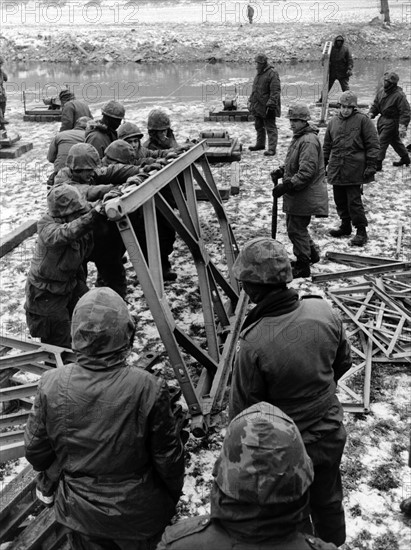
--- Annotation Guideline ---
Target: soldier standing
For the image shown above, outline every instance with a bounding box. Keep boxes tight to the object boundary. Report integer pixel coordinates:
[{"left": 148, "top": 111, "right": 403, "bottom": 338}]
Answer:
[
  {"left": 247, "top": 4, "right": 255, "bottom": 24},
  {"left": 248, "top": 53, "right": 281, "bottom": 156},
  {"left": 0, "top": 55, "right": 8, "bottom": 129},
  {"left": 325, "top": 91, "right": 380, "bottom": 247},
  {"left": 158, "top": 402, "right": 338, "bottom": 550},
  {"left": 368, "top": 71, "right": 410, "bottom": 169},
  {"left": 229, "top": 238, "right": 352, "bottom": 547},
  {"left": 25, "top": 287, "right": 184, "bottom": 550},
  {"left": 271, "top": 103, "right": 327, "bottom": 279},
  {"left": 324, "top": 35, "right": 353, "bottom": 96}
]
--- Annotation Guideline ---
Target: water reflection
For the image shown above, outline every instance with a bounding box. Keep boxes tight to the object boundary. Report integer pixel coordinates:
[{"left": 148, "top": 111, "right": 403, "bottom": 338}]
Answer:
[{"left": 6, "top": 59, "right": 411, "bottom": 110}]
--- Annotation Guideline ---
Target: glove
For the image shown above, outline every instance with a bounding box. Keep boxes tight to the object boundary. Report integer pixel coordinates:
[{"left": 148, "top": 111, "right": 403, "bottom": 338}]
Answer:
[
  {"left": 124, "top": 175, "right": 144, "bottom": 187},
  {"left": 270, "top": 167, "right": 284, "bottom": 184},
  {"left": 93, "top": 200, "right": 106, "bottom": 217},
  {"left": 103, "top": 188, "right": 123, "bottom": 203},
  {"left": 399, "top": 124, "right": 407, "bottom": 139},
  {"left": 346, "top": 69, "right": 353, "bottom": 77},
  {"left": 266, "top": 106, "right": 276, "bottom": 117},
  {"left": 166, "top": 151, "right": 178, "bottom": 159},
  {"left": 272, "top": 183, "right": 285, "bottom": 198},
  {"left": 363, "top": 166, "right": 376, "bottom": 182}
]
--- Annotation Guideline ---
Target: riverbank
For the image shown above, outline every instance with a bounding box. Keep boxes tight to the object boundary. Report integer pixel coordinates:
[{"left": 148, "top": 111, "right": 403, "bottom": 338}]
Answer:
[{"left": 2, "top": 20, "right": 410, "bottom": 65}]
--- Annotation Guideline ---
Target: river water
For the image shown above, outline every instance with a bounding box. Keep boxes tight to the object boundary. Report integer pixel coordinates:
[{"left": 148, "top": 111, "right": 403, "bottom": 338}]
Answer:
[{"left": 5, "top": 59, "right": 411, "bottom": 116}]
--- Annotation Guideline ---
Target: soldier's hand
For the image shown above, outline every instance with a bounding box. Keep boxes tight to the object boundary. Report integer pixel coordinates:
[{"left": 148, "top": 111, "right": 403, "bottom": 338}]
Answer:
[
  {"left": 124, "top": 175, "right": 144, "bottom": 187},
  {"left": 272, "top": 183, "right": 285, "bottom": 198},
  {"left": 266, "top": 106, "right": 276, "bottom": 117},
  {"left": 103, "top": 188, "right": 123, "bottom": 203},
  {"left": 166, "top": 152, "right": 178, "bottom": 159},
  {"left": 93, "top": 200, "right": 106, "bottom": 217},
  {"left": 399, "top": 124, "right": 407, "bottom": 139},
  {"left": 270, "top": 167, "right": 284, "bottom": 183},
  {"left": 363, "top": 166, "right": 376, "bottom": 182}
]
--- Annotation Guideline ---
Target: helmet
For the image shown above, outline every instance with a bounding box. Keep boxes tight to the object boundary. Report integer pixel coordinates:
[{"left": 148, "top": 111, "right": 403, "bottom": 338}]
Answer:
[
  {"left": 74, "top": 116, "right": 92, "bottom": 130},
  {"left": 47, "top": 183, "right": 88, "bottom": 217},
  {"left": 339, "top": 91, "right": 358, "bottom": 107},
  {"left": 232, "top": 237, "right": 292, "bottom": 285},
  {"left": 71, "top": 287, "right": 135, "bottom": 356},
  {"left": 383, "top": 71, "right": 399, "bottom": 84},
  {"left": 117, "top": 122, "right": 144, "bottom": 141},
  {"left": 211, "top": 402, "right": 314, "bottom": 505},
  {"left": 102, "top": 100, "right": 125, "bottom": 120},
  {"left": 147, "top": 109, "right": 171, "bottom": 131},
  {"left": 255, "top": 53, "right": 268, "bottom": 64},
  {"left": 286, "top": 103, "right": 311, "bottom": 121},
  {"left": 66, "top": 143, "right": 101, "bottom": 170},
  {"left": 104, "top": 140, "right": 135, "bottom": 164},
  {"left": 59, "top": 89, "right": 75, "bottom": 102}
]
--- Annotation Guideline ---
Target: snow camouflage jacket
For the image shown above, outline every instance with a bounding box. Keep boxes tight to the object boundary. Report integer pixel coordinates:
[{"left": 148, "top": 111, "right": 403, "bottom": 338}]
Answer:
[
  {"left": 248, "top": 64, "right": 281, "bottom": 118},
  {"left": 25, "top": 288, "right": 185, "bottom": 541},
  {"left": 329, "top": 36, "right": 353, "bottom": 79},
  {"left": 369, "top": 85, "right": 411, "bottom": 128},
  {"left": 323, "top": 109, "right": 380, "bottom": 186},
  {"left": 229, "top": 296, "right": 352, "bottom": 444},
  {"left": 59, "top": 99, "right": 92, "bottom": 132},
  {"left": 158, "top": 403, "right": 337, "bottom": 550},
  {"left": 85, "top": 119, "right": 117, "bottom": 158},
  {"left": 26, "top": 208, "right": 96, "bottom": 296},
  {"left": 282, "top": 124, "right": 328, "bottom": 217}
]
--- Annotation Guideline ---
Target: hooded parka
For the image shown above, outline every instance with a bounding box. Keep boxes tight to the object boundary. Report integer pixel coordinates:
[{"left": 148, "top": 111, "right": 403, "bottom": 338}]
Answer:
[
  {"left": 282, "top": 124, "right": 328, "bottom": 216},
  {"left": 329, "top": 36, "right": 353, "bottom": 80},
  {"left": 323, "top": 109, "right": 380, "bottom": 185},
  {"left": 248, "top": 64, "right": 281, "bottom": 118},
  {"left": 158, "top": 403, "right": 337, "bottom": 550},
  {"left": 85, "top": 119, "right": 118, "bottom": 158},
  {"left": 60, "top": 99, "right": 92, "bottom": 132},
  {"left": 25, "top": 288, "right": 184, "bottom": 543}
]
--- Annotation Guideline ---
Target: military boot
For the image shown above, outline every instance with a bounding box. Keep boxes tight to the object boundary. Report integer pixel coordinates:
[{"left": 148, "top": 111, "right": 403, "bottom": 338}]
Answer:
[
  {"left": 350, "top": 227, "right": 368, "bottom": 247},
  {"left": 249, "top": 144, "right": 265, "bottom": 151},
  {"left": 393, "top": 155, "right": 410, "bottom": 167},
  {"left": 329, "top": 220, "right": 352, "bottom": 238},
  {"left": 292, "top": 260, "right": 311, "bottom": 279},
  {"left": 310, "top": 244, "right": 320, "bottom": 264}
]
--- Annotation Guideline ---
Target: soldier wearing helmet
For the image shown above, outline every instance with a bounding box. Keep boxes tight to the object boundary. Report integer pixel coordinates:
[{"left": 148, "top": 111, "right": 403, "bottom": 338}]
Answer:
[
  {"left": 248, "top": 52, "right": 281, "bottom": 156},
  {"left": 143, "top": 109, "right": 183, "bottom": 153},
  {"left": 271, "top": 103, "right": 328, "bottom": 278},
  {"left": 118, "top": 121, "right": 179, "bottom": 164},
  {"left": 324, "top": 90, "right": 380, "bottom": 246},
  {"left": 85, "top": 100, "right": 125, "bottom": 158},
  {"left": 228, "top": 237, "right": 352, "bottom": 547},
  {"left": 158, "top": 402, "right": 338, "bottom": 550},
  {"left": 24, "top": 184, "right": 103, "bottom": 347},
  {"left": 25, "top": 287, "right": 184, "bottom": 549},
  {"left": 58, "top": 88, "right": 93, "bottom": 132},
  {"left": 368, "top": 71, "right": 410, "bottom": 169},
  {"left": 0, "top": 55, "right": 8, "bottom": 129},
  {"left": 320, "top": 35, "right": 353, "bottom": 102}
]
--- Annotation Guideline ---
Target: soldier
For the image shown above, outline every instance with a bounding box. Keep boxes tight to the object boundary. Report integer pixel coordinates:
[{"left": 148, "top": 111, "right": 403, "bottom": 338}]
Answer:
[
  {"left": 271, "top": 103, "right": 327, "bottom": 279},
  {"left": 24, "top": 184, "right": 103, "bottom": 347},
  {"left": 229, "top": 238, "right": 352, "bottom": 547},
  {"left": 246, "top": 4, "right": 254, "bottom": 24},
  {"left": 248, "top": 53, "right": 281, "bottom": 156},
  {"left": 368, "top": 71, "right": 410, "bottom": 169},
  {"left": 47, "top": 116, "right": 91, "bottom": 185},
  {"left": 118, "top": 121, "right": 179, "bottom": 163},
  {"left": 324, "top": 91, "right": 380, "bottom": 247},
  {"left": 59, "top": 89, "right": 93, "bottom": 132},
  {"left": 158, "top": 402, "right": 338, "bottom": 550},
  {"left": 85, "top": 100, "right": 125, "bottom": 158},
  {"left": 0, "top": 55, "right": 8, "bottom": 129},
  {"left": 322, "top": 35, "right": 353, "bottom": 97},
  {"left": 25, "top": 286, "right": 185, "bottom": 550},
  {"left": 143, "top": 109, "right": 182, "bottom": 151}
]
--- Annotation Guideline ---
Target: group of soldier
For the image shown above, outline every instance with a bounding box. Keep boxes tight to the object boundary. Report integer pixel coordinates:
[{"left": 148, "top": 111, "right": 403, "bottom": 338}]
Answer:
[
  {"left": 15, "top": 37, "right": 411, "bottom": 549},
  {"left": 247, "top": 40, "right": 410, "bottom": 277}
]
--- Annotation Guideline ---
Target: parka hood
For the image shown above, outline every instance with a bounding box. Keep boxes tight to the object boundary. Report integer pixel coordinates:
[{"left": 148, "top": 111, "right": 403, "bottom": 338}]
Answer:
[
  {"left": 85, "top": 119, "right": 110, "bottom": 138},
  {"left": 334, "top": 35, "right": 345, "bottom": 45}
]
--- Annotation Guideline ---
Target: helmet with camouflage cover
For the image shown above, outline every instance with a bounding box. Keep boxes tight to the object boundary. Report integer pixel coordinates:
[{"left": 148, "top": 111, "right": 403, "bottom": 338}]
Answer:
[
  {"left": 211, "top": 402, "right": 314, "bottom": 505},
  {"left": 66, "top": 143, "right": 101, "bottom": 170},
  {"left": 71, "top": 287, "right": 135, "bottom": 356},
  {"left": 286, "top": 103, "right": 311, "bottom": 121},
  {"left": 102, "top": 100, "right": 125, "bottom": 120},
  {"left": 232, "top": 237, "right": 292, "bottom": 285},
  {"left": 47, "top": 183, "right": 88, "bottom": 217},
  {"left": 117, "top": 122, "right": 144, "bottom": 141},
  {"left": 104, "top": 140, "right": 135, "bottom": 164},
  {"left": 339, "top": 91, "right": 358, "bottom": 107},
  {"left": 147, "top": 109, "right": 171, "bottom": 131}
]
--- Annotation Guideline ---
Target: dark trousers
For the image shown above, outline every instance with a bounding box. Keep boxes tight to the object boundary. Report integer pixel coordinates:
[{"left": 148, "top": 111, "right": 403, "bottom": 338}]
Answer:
[
  {"left": 333, "top": 185, "right": 367, "bottom": 228},
  {"left": 0, "top": 99, "right": 6, "bottom": 128},
  {"left": 25, "top": 281, "right": 88, "bottom": 348},
  {"left": 66, "top": 530, "right": 161, "bottom": 550},
  {"left": 304, "top": 424, "right": 347, "bottom": 546},
  {"left": 377, "top": 117, "right": 409, "bottom": 163},
  {"left": 286, "top": 214, "right": 314, "bottom": 263},
  {"left": 254, "top": 114, "right": 278, "bottom": 152},
  {"left": 328, "top": 75, "right": 350, "bottom": 93}
]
